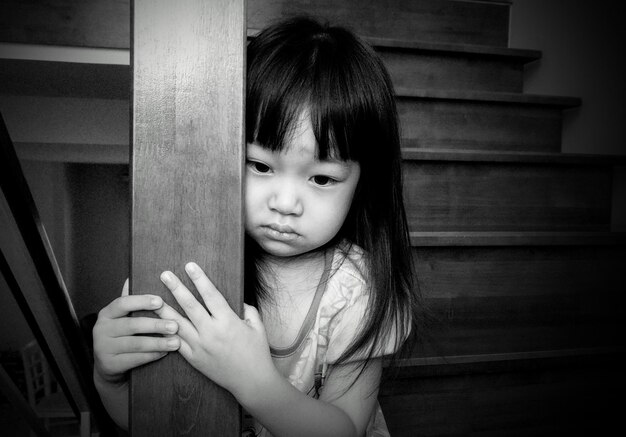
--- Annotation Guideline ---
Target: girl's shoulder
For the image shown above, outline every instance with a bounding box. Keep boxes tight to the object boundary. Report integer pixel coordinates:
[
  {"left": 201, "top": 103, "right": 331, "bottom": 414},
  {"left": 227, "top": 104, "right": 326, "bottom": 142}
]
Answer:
[
  {"left": 322, "top": 240, "right": 371, "bottom": 310},
  {"left": 330, "top": 240, "right": 369, "bottom": 287}
]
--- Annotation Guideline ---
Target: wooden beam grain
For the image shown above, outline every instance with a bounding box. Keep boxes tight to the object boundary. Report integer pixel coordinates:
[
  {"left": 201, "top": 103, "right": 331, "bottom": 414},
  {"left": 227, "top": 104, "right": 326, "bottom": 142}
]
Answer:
[{"left": 131, "top": 1, "right": 245, "bottom": 435}]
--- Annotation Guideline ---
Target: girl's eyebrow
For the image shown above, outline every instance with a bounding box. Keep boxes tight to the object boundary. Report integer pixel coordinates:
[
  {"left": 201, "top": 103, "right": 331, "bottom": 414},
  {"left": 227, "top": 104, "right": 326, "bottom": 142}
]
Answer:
[{"left": 315, "top": 157, "right": 353, "bottom": 168}]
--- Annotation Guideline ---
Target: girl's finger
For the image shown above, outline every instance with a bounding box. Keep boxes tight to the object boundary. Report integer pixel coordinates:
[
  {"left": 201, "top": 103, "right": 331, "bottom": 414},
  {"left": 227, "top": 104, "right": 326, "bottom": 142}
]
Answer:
[
  {"left": 184, "top": 262, "right": 233, "bottom": 318},
  {"left": 243, "top": 303, "right": 264, "bottom": 331},
  {"left": 154, "top": 301, "right": 199, "bottom": 342},
  {"left": 106, "top": 316, "right": 178, "bottom": 338},
  {"left": 114, "top": 335, "right": 180, "bottom": 354},
  {"left": 113, "top": 351, "right": 169, "bottom": 373},
  {"left": 121, "top": 278, "right": 129, "bottom": 296},
  {"left": 175, "top": 337, "right": 195, "bottom": 363},
  {"left": 99, "top": 294, "right": 163, "bottom": 319},
  {"left": 160, "top": 271, "right": 209, "bottom": 329}
]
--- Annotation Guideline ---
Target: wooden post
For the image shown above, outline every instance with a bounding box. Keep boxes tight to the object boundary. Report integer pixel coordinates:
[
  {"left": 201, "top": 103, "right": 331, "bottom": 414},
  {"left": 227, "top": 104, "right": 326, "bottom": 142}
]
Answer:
[{"left": 130, "top": 1, "right": 245, "bottom": 436}]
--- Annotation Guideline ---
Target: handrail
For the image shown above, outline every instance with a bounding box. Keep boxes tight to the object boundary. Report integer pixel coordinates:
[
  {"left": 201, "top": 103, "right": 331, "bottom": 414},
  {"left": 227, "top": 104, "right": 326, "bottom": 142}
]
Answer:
[{"left": 0, "top": 113, "right": 115, "bottom": 435}]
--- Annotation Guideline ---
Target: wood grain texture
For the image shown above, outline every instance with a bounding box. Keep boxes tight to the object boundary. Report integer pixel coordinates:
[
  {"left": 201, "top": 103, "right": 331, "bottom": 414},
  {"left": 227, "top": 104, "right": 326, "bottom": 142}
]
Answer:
[
  {"left": 0, "top": 0, "right": 510, "bottom": 49},
  {"left": 0, "top": 59, "right": 130, "bottom": 100},
  {"left": 0, "top": 0, "right": 130, "bottom": 48},
  {"left": 411, "top": 245, "right": 626, "bottom": 358},
  {"left": 379, "top": 352, "right": 625, "bottom": 436},
  {"left": 248, "top": 0, "right": 510, "bottom": 46},
  {"left": 131, "top": 1, "right": 245, "bottom": 435},
  {"left": 398, "top": 99, "right": 564, "bottom": 152},
  {"left": 379, "top": 48, "right": 525, "bottom": 93},
  {"left": 403, "top": 161, "right": 612, "bottom": 231},
  {"left": 410, "top": 231, "right": 626, "bottom": 246}
]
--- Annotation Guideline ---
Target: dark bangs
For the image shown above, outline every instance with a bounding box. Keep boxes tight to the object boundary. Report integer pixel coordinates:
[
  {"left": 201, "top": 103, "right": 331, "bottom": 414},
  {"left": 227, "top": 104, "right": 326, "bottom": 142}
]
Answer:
[{"left": 247, "top": 17, "right": 398, "bottom": 163}]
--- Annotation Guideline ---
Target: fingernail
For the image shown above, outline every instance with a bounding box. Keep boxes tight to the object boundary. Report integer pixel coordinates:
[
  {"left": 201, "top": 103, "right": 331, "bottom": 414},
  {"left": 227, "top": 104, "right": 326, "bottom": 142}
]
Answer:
[
  {"left": 165, "top": 322, "right": 177, "bottom": 333},
  {"left": 151, "top": 297, "right": 162, "bottom": 307},
  {"left": 185, "top": 262, "right": 198, "bottom": 274},
  {"left": 167, "top": 338, "right": 179, "bottom": 349},
  {"left": 160, "top": 271, "right": 171, "bottom": 284}
]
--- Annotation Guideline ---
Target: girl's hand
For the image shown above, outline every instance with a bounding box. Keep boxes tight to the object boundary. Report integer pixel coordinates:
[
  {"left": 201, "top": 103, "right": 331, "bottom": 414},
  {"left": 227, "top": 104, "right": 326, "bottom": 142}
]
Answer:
[
  {"left": 156, "top": 262, "right": 278, "bottom": 401},
  {"left": 92, "top": 279, "right": 181, "bottom": 386}
]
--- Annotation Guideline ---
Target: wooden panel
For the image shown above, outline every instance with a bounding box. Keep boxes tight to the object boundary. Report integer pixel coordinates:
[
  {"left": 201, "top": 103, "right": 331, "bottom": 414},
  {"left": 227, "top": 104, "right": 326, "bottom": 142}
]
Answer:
[
  {"left": 410, "top": 231, "right": 626, "bottom": 247},
  {"left": 403, "top": 161, "right": 612, "bottom": 231},
  {"left": 379, "top": 353, "right": 625, "bottom": 436},
  {"left": 0, "top": 0, "right": 130, "bottom": 48},
  {"left": 399, "top": 99, "right": 564, "bottom": 152},
  {"left": 248, "top": 0, "right": 510, "bottom": 46},
  {"left": 412, "top": 245, "right": 626, "bottom": 358},
  {"left": 131, "top": 1, "right": 245, "bottom": 436},
  {"left": 0, "top": 59, "right": 130, "bottom": 100},
  {"left": 0, "top": 0, "right": 509, "bottom": 48},
  {"left": 380, "top": 48, "right": 524, "bottom": 93},
  {"left": 0, "top": 96, "right": 128, "bottom": 147}
]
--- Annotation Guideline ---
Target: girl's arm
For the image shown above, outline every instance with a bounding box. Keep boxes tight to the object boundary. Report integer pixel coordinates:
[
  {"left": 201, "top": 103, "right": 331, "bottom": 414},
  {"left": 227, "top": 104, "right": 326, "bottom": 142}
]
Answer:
[
  {"left": 241, "top": 358, "right": 382, "bottom": 437},
  {"left": 157, "top": 263, "right": 380, "bottom": 437},
  {"left": 92, "top": 279, "right": 181, "bottom": 429}
]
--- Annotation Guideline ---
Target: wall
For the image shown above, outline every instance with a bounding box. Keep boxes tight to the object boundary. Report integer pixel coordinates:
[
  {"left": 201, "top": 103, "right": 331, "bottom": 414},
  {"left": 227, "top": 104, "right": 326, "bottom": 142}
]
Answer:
[{"left": 509, "top": 0, "right": 625, "bottom": 229}]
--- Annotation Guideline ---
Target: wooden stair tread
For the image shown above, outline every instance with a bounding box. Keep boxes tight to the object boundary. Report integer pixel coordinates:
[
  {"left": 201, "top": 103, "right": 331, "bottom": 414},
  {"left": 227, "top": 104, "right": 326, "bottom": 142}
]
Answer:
[
  {"left": 410, "top": 231, "right": 626, "bottom": 246},
  {"left": 396, "top": 88, "right": 581, "bottom": 107},
  {"left": 401, "top": 148, "right": 626, "bottom": 165},
  {"left": 247, "top": 28, "right": 540, "bottom": 62},
  {"left": 380, "top": 348, "right": 626, "bottom": 382},
  {"left": 368, "top": 38, "right": 539, "bottom": 62},
  {"left": 15, "top": 141, "right": 129, "bottom": 164},
  {"left": 391, "top": 347, "right": 624, "bottom": 369}
]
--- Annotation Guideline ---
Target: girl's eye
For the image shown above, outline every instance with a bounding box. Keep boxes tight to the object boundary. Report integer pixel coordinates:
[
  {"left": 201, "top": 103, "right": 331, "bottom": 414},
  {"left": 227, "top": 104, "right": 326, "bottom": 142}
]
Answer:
[
  {"left": 312, "top": 175, "right": 337, "bottom": 186},
  {"left": 248, "top": 161, "right": 271, "bottom": 174}
]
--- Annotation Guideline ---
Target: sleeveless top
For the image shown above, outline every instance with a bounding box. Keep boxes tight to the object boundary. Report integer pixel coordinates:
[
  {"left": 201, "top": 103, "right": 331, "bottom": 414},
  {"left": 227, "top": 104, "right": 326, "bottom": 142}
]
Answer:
[{"left": 243, "top": 241, "right": 400, "bottom": 436}]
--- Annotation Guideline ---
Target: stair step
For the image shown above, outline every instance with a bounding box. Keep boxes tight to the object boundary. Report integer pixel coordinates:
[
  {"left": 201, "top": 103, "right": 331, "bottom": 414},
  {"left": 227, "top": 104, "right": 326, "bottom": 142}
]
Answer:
[
  {"left": 389, "top": 347, "right": 624, "bottom": 372},
  {"left": 248, "top": 0, "right": 511, "bottom": 47},
  {"left": 403, "top": 161, "right": 612, "bottom": 232},
  {"left": 397, "top": 91, "right": 579, "bottom": 153},
  {"left": 410, "top": 242, "right": 625, "bottom": 358},
  {"left": 380, "top": 47, "right": 527, "bottom": 93},
  {"left": 0, "top": 0, "right": 512, "bottom": 49},
  {"left": 252, "top": 30, "right": 540, "bottom": 93},
  {"left": 365, "top": 38, "right": 539, "bottom": 62},
  {"left": 0, "top": 58, "right": 130, "bottom": 100},
  {"left": 380, "top": 349, "right": 624, "bottom": 436},
  {"left": 397, "top": 89, "right": 581, "bottom": 108},
  {"left": 410, "top": 231, "right": 626, "bottom": 246},
  {"left": 0, "top": 42, "right": 536, "bottom": 100},
  {"left": 402, "top": 148, "right": 626, "bottom": 165}
]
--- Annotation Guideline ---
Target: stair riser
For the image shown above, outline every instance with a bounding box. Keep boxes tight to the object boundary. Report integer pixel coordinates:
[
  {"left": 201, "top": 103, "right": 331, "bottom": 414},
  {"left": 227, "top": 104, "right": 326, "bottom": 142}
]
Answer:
[
  {"left": 379, "top": 361, "right": 622, "bottom": 437},
  {"left": 248, "top": 0, "right": 510, "bottom": 46},
  {"left": 2, "top": 0, "right": 510, "bottom": 49},
  {"left": 412, "top": 245, "right": 626, "bottom": 357},
  {"left": 380, "top": 49, "right": 524, "bottom": 93},
  {"left": 398, "top": 99, "right": 564, "bottom": 152},
  {"left": 403, "top": 162, "right": 612, "bottom": 231}
]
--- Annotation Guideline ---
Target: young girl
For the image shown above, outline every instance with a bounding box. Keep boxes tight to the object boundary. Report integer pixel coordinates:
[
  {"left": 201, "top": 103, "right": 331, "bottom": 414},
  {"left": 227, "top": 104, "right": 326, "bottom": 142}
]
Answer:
[{"left": 93, "top": 17, "right": 419, "bottom": 436}]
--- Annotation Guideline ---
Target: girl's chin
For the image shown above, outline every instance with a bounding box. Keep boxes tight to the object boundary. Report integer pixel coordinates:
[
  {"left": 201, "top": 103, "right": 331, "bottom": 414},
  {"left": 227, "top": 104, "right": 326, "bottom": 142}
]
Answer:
[{"left": 257, "top": 240, "right": 309, "bottom": 258}]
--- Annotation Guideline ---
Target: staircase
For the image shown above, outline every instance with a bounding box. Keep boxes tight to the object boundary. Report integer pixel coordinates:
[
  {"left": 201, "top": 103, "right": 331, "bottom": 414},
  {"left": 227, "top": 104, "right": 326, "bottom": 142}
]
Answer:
[{"left": 1, "top": 0, "right": 625, "bottom": 435}]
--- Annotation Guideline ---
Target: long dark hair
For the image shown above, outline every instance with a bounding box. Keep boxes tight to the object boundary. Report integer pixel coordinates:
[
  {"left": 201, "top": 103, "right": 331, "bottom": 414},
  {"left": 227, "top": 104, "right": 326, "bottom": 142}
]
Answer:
[{"left": 245, "top": 17, "right": 422, "bottom": 373}]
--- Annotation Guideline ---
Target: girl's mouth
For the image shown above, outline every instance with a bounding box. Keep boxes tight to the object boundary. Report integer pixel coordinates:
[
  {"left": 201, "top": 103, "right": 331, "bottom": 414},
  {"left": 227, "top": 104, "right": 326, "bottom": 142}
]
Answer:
[{"left": 262, "top": 224, "right": 299, "bottom": 241}]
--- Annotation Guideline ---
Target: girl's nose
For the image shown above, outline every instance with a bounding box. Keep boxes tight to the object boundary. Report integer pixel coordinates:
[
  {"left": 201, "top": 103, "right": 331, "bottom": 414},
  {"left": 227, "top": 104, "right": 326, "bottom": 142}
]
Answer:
[{"left": 268, "top": 185, "right": 303, "bottom": 216}]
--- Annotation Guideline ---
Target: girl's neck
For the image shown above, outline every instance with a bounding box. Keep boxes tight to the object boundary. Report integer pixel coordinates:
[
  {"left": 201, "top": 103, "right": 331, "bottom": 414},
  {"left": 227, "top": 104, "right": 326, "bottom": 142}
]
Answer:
[{"left": 260, "top": 248, "right": 327, "bottom": 297}]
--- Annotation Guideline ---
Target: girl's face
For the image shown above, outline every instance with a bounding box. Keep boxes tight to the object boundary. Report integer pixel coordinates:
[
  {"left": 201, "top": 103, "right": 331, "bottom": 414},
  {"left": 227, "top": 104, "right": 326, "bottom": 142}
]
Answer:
[{"left": 245, "top": 113, "right": 360, "bottom": 258}]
